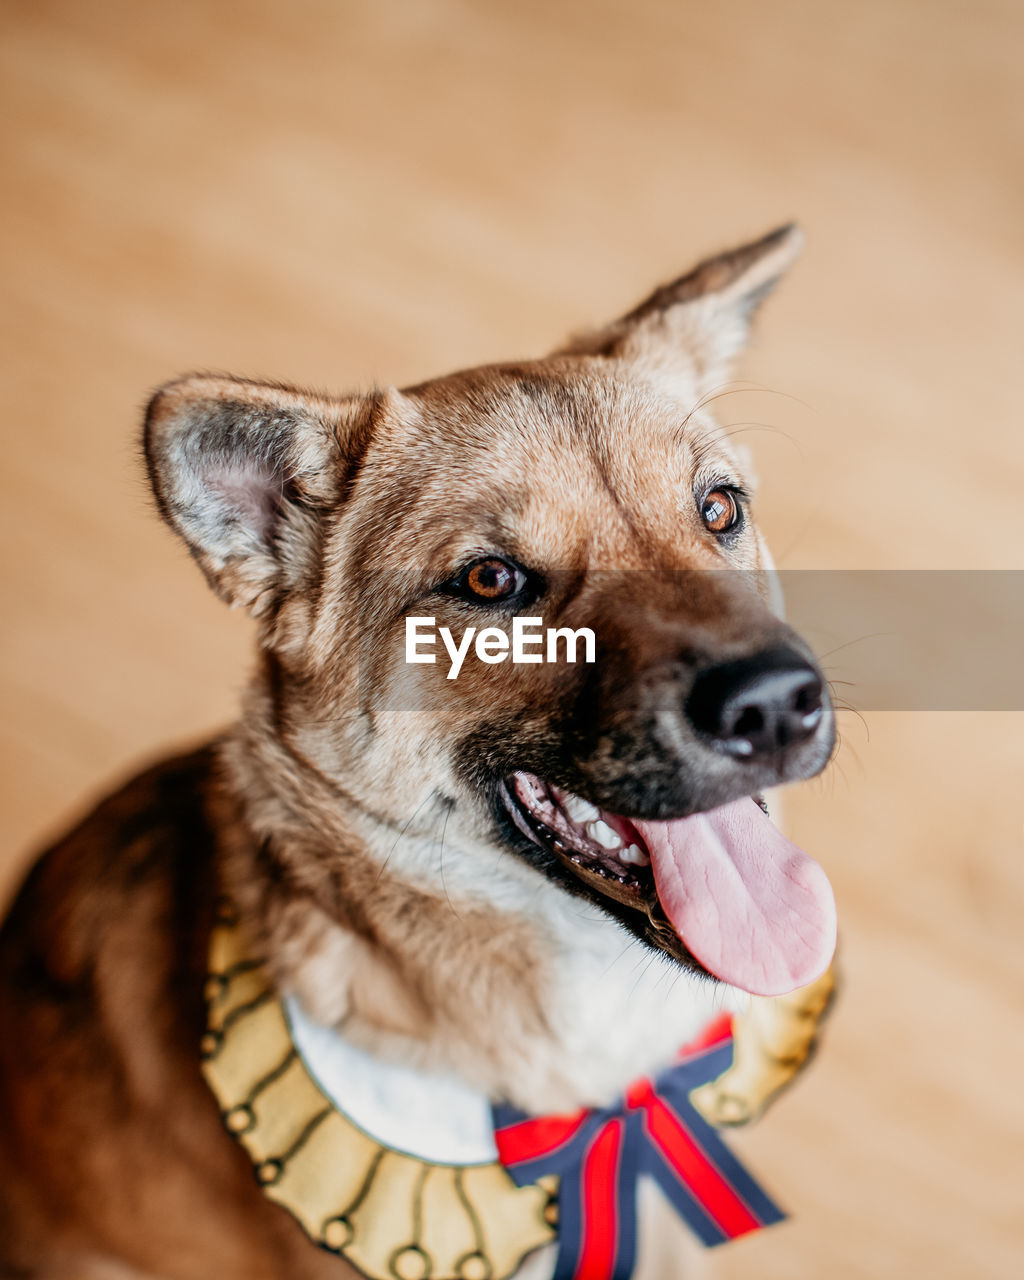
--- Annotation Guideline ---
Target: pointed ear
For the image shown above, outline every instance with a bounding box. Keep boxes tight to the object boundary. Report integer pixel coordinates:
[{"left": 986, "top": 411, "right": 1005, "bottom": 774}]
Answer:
[
  {"left": 144, "top": 375, "right": 370, "bottom": 615},
  {"left": 559, "top": 224, "right": 804, "bottom": 392}
]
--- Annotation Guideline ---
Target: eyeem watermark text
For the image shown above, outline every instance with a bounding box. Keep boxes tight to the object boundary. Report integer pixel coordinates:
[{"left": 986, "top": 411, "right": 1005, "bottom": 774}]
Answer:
[{"left": 406, "top": 617, "right": 596, "bottom": 680}]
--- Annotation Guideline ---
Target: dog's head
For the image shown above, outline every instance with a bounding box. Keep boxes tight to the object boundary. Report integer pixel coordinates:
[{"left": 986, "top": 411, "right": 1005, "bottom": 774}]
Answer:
[{"left": 145, "top": 226, "right": 835, "bottom": 1000}]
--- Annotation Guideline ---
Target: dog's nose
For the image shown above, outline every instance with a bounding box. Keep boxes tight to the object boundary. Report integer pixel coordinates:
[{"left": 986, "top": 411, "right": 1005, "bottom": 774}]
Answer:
[{"left": 685, "top": 646, "right": 825, "bottom": 759}]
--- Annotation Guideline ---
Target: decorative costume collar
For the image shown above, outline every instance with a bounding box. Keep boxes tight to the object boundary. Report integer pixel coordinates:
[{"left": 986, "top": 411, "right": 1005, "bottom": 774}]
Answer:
[{"left": 201, "top": 903, "right": 784, "bottom": 1280}]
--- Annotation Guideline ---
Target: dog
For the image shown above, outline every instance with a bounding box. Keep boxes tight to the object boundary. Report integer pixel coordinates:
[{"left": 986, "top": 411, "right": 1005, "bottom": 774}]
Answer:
[{"left": 0, "top": 225, "right": 837, "bottom": 1280}]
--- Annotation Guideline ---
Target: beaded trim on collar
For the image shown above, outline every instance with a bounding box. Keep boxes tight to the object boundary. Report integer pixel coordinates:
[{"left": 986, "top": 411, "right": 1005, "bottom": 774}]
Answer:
[{"left": 200, "top": 903, "right": 556, "bottom": 1280}]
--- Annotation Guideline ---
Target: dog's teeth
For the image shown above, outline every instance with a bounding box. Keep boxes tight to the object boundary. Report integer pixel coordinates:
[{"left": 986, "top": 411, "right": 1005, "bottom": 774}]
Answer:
[
  {"left": 587, "top": 820, "right": 622, "bottom": 850},
  {"left": 564, "top": 794, "right": 600, "bottom": 823},
  {"left": 620, "top": 843, "right": 649, "bottom": 866},
  {"left": 569, "top": 853, "right": 582, "bottom": 864}
]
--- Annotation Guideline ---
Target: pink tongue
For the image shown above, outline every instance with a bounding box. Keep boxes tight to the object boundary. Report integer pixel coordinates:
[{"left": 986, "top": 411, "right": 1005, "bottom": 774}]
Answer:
[{"left": 631, "top": 798, "right": 836, "bottom": 997}]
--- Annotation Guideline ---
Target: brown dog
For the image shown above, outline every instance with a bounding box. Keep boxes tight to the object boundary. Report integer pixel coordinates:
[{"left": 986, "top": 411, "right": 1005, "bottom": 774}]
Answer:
[{"left": 0, "top": 226, "right": 836, "bottom": 1279}]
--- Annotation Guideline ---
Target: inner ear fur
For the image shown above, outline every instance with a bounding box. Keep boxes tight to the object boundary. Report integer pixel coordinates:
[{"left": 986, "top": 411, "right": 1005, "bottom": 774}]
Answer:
[
  {"left": 144, "top": 374, "right": 370, "bottom": 616},
  {"left": 559, "top": 224, "right": 804, "bottom": 391}
]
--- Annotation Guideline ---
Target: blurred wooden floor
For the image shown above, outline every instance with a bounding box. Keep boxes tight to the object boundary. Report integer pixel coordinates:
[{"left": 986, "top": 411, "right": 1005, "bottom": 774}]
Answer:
[{"left": 1, "top": 1, "right": 1022, "bottom": 1276}]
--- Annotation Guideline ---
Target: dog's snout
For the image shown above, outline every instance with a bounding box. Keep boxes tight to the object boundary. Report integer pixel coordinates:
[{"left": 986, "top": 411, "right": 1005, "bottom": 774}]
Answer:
[{"left": 685, "top": 646, "right": 825, "bottom": 760}]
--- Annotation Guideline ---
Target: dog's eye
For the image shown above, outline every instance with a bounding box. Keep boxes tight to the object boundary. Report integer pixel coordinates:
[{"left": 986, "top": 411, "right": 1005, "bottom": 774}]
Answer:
[
  {"left": 700, "top": 489, "right": 741, "bottom": 535},
  {"left": 456, "top": 557, "right": 527, "bottom": 603}
]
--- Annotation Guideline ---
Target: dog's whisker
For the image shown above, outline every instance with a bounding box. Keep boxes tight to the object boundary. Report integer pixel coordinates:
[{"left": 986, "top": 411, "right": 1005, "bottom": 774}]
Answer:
[
  {"left": 435, "top": 803, "right": 462, "bottom": 921},
  {"left": 827, "top": 687, "right": 870, "bottom": 742},
  {"left": 817, "top": 633, "right": 889, "bottom": 662},
  {"left": 625, "top": 951, "right": 660, "bottom": 1006},
  {"left": 373, "top": 791, "right": 442, "bottom": 888},
  {"left": 718, "top": 422, "right": 800, "bottom": 450},
  {"left": 597, "top": 941, "right": 644, "bottom": 982}
]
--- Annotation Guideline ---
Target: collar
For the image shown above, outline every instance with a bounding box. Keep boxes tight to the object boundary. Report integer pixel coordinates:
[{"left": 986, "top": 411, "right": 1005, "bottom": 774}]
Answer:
[{"left": 201, "top": 902, "right": 783, "bottom": 1280}]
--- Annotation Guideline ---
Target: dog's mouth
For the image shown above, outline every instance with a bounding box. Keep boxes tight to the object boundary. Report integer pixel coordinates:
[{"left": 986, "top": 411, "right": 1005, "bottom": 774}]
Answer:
[{"left": 504, "top": 771, "right": 836, "bottom": 997}]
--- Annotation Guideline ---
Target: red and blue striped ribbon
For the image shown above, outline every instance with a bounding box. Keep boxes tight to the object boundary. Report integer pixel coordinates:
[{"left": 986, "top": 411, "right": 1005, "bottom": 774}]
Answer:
[{"left": 492, "top": 1016, "right": 784, "bottom": 1280}]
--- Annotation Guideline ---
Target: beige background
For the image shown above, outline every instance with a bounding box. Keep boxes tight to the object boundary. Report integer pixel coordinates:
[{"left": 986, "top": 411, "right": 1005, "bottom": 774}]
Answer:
[{"left": 2, "top": 1, "right": 1022, "bottom": 1276}]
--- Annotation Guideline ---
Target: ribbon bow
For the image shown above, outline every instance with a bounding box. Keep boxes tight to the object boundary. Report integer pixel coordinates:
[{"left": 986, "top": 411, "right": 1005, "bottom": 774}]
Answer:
[{"left": 492, "top": 1016, "right": 784, "bottom": 1280}]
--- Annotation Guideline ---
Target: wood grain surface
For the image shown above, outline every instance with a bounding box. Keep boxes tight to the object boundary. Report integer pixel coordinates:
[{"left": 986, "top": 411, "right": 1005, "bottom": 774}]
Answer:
[{"left": 1, "top": 2, "right": 1021, "bottom": 1276}]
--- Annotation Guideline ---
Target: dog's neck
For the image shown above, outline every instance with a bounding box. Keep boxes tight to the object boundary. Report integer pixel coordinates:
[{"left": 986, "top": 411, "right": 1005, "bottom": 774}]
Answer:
[{"left": 215, "top": 705, "right": 739, "bottom": 1115}]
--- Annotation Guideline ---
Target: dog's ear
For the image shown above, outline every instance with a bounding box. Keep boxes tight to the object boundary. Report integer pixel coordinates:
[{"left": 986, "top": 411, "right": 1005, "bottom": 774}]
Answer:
[
  {"left": 559, "top": 224, "right": 804, "bottom": 391},
  {"left": 144, "top": 375, "right": 369, "bottom": 615}
]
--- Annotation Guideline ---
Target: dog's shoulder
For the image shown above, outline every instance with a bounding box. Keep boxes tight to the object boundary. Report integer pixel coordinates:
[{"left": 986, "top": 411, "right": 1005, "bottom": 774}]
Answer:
[
  {"left": 0, "top": 744, "right": 221, "bottom": 1001},
  {"left": 0, "top": 745, "right": 236, "bottom": 1270}
]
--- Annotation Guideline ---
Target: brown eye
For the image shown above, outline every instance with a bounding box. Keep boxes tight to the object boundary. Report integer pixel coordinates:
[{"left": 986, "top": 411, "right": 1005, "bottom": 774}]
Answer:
[
  {"left": 700, "top": 489, "right": 740, "bottom": 535},
  {"left": 462, "top": 558, "right": 525, "bottom": 602}
]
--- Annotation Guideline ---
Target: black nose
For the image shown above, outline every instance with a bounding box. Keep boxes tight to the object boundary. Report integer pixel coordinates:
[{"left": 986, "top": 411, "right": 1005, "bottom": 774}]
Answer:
[{"left": 686, "top": 646, "right": 825, "bottom": 759}]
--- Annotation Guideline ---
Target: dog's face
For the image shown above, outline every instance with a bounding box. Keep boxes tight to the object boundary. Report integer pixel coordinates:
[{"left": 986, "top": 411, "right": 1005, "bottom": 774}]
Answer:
[{"left": 146, "top": 226, "right": 836, "bottom": 1000}]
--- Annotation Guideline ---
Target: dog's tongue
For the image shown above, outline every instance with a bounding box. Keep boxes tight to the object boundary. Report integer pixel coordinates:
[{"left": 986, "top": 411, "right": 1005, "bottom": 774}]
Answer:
[{"left": 631, "top": 798, "right": 836, "bottom": 997}]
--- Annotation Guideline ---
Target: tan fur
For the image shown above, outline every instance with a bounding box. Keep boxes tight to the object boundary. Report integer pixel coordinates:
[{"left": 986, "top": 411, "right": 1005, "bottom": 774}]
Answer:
[{"left": 0, "top": 227, "right": 831, "bottom": 1279}]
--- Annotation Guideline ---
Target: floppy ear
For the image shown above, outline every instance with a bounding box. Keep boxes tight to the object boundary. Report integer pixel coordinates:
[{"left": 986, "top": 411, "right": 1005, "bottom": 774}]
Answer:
[
  {"left": 559, "top": 224, "right": 804, "bottom": 392},
  {"left": 144, "top": 374, "right": 369, "bottom": 615}
]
